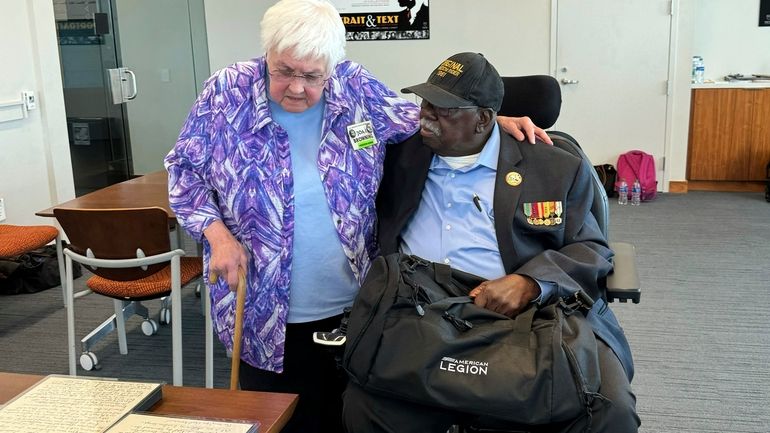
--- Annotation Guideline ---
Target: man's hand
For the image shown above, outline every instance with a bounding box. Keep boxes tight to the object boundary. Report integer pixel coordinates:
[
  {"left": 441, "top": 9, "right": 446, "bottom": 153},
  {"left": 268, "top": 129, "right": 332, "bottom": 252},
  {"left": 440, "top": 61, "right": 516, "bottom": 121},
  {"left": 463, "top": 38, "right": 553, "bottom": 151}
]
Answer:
[
  {"left": 498, "top": 115, "right": 553, "bottom": 145},
  {"left": 469, "top": 274, "right": 541, "bottom": 318},
  {"left": 204, "top": 220, "right": 248, "bottom": 291}
]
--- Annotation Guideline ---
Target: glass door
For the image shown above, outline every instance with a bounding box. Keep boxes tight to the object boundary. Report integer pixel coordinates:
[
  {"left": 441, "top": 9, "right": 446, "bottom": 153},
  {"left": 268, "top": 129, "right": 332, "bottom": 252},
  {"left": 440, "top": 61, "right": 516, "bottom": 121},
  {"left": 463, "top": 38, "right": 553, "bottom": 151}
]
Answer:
[{"left": 54, "top": 0, "right": 132, "bottom": 196}]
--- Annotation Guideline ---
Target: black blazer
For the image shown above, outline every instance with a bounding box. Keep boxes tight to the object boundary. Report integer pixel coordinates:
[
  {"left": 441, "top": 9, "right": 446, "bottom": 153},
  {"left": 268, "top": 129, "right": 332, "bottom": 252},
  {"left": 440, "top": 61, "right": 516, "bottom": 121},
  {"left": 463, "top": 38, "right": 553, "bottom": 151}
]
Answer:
[{"left": 376, "top": 127, "right": 635, "bottom": 379}]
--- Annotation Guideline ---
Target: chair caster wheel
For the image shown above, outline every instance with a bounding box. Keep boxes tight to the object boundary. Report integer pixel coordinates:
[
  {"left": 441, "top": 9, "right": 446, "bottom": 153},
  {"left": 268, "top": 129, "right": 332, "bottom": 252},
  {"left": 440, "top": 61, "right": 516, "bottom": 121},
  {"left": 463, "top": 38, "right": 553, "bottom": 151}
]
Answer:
[
  {"left": 159, "top": 307, "right": 171, "bottom": 325},
  {"left": 141, "top": 319, "right": 159, "bottom": 336},
  {"left": 80, "top": 352, "right": 100, "bottom": 371}
]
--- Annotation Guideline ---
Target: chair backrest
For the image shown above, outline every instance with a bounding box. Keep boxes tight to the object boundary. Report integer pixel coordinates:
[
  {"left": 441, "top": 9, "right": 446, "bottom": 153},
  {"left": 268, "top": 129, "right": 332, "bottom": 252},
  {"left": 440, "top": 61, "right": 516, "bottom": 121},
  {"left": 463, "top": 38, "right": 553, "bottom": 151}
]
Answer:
[
  {"left": 54, "top": 207, "right": 171, "bottom": 281},
  {"left": 500, "top": 75, "right": 562, "bottom": 129},
  {"left": 498, "top": 75, "right": 609, "bottom": 238}
]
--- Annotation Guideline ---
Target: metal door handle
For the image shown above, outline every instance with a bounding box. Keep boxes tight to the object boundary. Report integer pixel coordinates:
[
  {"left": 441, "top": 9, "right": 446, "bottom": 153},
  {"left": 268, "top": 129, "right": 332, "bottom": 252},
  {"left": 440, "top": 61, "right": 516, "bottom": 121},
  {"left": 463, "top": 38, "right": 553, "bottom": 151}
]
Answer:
[
  {"left": 561, "top": 78, "right": 580, "bottom": 85},
  {"left": 123, "top": 68, "right": 138, "bottom": 100}
]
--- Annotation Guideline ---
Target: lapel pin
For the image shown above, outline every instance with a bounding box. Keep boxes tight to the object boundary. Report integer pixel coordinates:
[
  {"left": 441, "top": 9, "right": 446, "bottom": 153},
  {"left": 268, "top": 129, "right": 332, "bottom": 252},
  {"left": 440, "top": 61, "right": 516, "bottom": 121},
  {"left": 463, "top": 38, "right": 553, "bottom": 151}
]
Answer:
[{"left": 505, "top": 171, "right": 522, "bottom": 186}]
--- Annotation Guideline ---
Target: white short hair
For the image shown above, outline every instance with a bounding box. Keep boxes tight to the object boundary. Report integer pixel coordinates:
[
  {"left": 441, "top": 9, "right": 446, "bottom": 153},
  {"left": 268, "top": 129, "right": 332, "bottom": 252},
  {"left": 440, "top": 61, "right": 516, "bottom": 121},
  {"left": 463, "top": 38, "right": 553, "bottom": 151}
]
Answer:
[{"left": 261, "top": 0, "right": 347, "bottom": 74}]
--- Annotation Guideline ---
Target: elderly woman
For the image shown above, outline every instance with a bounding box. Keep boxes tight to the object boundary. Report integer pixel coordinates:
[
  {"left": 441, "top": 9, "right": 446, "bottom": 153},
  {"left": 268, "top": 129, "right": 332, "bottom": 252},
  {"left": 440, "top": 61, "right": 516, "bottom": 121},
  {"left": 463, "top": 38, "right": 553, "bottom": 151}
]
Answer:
[{"left": 165, "top": 0, "right": 547, "bottom": 431}]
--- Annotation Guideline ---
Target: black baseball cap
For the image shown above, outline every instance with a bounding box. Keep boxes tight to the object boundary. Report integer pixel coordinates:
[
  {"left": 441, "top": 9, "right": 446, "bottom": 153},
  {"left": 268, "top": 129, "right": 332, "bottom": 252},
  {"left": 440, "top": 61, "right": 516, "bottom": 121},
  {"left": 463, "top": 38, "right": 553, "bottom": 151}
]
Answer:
[{"left": 402, "top": 52, "right": 504, "bottom": 111}]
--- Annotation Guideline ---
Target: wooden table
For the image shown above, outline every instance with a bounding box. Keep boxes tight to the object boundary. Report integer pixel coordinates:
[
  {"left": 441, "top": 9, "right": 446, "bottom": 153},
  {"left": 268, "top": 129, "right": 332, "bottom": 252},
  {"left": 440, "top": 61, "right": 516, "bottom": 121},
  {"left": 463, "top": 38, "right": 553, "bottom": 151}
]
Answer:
[
  {"left": 0, "top": 372, "right": 298, "bottom": 433},
  {"left": 36, "top": 170, "right": 172, "bottom": 218}
]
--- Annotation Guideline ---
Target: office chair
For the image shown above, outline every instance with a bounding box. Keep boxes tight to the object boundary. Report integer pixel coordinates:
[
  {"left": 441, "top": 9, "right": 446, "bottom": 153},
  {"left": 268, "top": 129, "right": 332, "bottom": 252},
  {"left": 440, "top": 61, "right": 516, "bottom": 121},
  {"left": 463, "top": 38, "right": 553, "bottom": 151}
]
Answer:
[
  {"left": 0, "top": 224, "right": 65, "bottom": 298},
  {"left": 54, "top": 207, "right": 203, "bottom": 386}
]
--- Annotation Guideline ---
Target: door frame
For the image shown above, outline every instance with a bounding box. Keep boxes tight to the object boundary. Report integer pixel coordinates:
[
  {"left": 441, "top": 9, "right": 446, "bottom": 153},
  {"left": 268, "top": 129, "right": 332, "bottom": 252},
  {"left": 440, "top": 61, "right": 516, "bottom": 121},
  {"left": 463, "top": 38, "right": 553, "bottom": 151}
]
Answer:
[{"left": 548, "top": 0, "right": 678, "bottom": 193}]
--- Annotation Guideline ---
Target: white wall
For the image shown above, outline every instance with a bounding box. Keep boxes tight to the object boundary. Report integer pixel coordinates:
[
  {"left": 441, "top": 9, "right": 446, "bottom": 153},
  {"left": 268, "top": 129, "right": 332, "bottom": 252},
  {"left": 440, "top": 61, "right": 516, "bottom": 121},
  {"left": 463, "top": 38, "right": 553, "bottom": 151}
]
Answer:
[
  {"left": 693, "top": 0, "right": 770, "bottom": 81},
  {"left": 345, "top": 0, "right": 552, "bottom": 94},
  {"left": 204, "top": 0, "right": 551, "bottom": 95},
  {"left": 0, "top": 0, "right": 74, "bottom": 225}
]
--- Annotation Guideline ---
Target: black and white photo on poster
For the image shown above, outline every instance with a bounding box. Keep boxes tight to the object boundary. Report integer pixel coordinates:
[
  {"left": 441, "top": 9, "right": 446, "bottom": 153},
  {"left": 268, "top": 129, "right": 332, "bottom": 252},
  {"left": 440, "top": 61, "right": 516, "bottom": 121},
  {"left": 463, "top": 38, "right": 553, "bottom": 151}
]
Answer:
[
  {"left": 761, "top": 0, "right": 770, "bottom": 26},
  {"left": 331, "top": 0, "right": 429, "bottom": 40}
]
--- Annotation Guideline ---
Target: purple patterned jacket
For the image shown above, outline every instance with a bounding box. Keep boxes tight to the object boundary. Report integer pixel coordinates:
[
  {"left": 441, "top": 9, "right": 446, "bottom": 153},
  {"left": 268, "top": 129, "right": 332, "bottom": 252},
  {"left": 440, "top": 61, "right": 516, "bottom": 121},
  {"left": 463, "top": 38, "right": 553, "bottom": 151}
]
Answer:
[{"left": 164, "top": 56, "right": 419, "bottom": 372}]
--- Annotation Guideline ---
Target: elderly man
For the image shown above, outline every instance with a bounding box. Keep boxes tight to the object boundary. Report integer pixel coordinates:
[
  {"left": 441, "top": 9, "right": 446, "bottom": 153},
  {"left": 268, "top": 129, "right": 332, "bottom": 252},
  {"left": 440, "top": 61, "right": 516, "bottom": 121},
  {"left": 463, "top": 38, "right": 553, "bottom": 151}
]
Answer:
[{"left": 342, "top": 52, "right": 640, "bottom": 433}]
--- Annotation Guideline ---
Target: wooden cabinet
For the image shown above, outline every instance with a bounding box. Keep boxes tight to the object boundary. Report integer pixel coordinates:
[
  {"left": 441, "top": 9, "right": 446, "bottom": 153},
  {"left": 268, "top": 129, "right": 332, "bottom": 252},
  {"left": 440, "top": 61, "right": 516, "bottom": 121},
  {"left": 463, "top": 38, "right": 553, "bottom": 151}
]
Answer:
[{"left": 687, "top": 87, "right": 770, "bottom": 182}]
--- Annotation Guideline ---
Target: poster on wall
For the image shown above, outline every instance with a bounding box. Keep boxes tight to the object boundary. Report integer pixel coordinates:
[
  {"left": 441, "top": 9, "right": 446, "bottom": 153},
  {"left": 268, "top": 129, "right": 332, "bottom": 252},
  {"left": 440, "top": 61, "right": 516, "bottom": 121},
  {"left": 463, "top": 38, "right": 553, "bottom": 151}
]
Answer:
[
  {"left": 56, "top": 20, "right": 101, "bottom": 45},
  {"left": 761, "top": 0, "right": 770, "bottom": 26},
  {"left": 331, "top": 1, "right": 429, "bottom": 41}
]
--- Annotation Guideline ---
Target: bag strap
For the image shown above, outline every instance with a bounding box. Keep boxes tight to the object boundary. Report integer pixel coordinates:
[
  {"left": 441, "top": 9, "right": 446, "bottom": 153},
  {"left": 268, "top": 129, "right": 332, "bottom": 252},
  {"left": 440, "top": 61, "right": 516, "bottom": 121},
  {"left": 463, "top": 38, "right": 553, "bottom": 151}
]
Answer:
[
  {"left": 624, "top": 151, "right": 644, "bottom": 181},
  {"left": 432, "top": 296, "right": 535, "bottom": 337},
  {"left": 433, "top": 262, "right": 452, "bottom": 285},
  {"left": 430, "top": 295, "right": 474, "bottom": 311}
]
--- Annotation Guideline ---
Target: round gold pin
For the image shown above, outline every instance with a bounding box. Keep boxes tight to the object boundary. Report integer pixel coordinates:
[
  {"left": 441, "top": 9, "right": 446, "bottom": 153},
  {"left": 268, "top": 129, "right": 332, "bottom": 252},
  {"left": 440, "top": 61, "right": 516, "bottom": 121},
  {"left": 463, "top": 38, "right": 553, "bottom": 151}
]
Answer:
[{"left": 505, "top": 171, "right": 522, "bottom": 186}]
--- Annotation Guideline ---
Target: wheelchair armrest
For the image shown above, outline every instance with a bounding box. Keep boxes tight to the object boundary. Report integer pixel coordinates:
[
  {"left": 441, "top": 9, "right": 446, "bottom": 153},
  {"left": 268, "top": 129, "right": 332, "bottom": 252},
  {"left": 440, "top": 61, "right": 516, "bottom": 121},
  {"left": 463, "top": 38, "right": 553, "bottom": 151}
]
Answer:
[{"left": 606, "top": 241, "right": 641, "bottom": 304}]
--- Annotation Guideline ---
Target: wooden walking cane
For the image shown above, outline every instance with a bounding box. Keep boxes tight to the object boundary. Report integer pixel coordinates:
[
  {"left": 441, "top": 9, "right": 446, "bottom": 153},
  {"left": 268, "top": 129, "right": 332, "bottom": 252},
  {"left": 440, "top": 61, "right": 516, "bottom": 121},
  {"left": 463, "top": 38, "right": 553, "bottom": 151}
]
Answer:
[
  {"left": 209, "top": 269, "right": 247, "bottom": 390},
  {"left": 230, "top": 270, "right": 247, "bottom": 390}
]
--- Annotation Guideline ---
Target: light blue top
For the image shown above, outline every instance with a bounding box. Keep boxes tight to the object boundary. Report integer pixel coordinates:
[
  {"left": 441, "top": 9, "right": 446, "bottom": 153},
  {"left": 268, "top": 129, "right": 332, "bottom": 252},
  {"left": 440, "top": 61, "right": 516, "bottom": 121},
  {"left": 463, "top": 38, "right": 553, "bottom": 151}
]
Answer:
[
  {"left": 401, "top": 123, "right": 553, "bottom": 301},
  {"left": 270, "top": 96, "right": 358, "bottom": 323}
]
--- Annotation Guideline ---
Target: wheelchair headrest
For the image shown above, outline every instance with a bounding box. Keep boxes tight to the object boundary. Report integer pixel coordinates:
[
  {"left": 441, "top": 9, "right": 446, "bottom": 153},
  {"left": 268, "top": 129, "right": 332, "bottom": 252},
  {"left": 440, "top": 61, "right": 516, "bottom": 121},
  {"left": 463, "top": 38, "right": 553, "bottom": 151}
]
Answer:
[{"left": 498, "top": 75, "right": 562, "bottom": 129}]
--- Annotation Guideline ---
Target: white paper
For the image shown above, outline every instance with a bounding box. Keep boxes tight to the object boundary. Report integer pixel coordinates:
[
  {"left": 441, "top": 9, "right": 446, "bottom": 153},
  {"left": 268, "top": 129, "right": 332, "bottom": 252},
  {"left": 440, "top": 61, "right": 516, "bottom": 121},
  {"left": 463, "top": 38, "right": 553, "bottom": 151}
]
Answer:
[
  {"left": 0, "top": 376, "right": 161, "bottom": 433},
  {"left": 105, "top": 413, "right": 257, "bottom": 433}
]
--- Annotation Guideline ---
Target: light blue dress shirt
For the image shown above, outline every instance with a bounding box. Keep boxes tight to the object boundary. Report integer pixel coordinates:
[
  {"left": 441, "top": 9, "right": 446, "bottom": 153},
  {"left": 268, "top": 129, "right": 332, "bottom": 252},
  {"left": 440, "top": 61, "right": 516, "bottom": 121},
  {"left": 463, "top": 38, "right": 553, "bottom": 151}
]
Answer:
[
  {"left": 400, "top": 124, "right": 505, "bottom": 280},
  {"left": 400, "top": 123, "right": 553, "bottom": 301}
]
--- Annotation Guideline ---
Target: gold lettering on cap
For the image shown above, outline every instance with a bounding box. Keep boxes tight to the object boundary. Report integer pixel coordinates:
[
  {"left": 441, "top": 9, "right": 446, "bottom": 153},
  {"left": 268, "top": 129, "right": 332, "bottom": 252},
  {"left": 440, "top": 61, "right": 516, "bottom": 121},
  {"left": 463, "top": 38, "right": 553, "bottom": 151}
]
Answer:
[{"left": 435, "top": 60, "right": 465, "bottom": 78}]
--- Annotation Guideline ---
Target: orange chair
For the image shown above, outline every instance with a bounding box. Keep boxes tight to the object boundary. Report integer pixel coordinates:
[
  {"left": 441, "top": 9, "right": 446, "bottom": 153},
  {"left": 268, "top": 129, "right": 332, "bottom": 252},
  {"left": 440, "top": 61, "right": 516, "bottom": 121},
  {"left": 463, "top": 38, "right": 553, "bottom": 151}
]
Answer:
[
  {"left": 0, "top": 224, "right": 64, "bottom": 295},
  {"left": 0, "top": 224, "right": 59, "bottom": 258},
  {"left": 54, "top": 207, "right": 202, "bottom": 386}
]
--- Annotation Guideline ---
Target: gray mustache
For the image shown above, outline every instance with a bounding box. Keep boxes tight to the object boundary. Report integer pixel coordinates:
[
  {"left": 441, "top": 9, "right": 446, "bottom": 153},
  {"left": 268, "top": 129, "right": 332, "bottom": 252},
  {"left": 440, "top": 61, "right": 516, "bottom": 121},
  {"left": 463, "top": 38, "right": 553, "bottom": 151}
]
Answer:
[{"left": 420, "top": 119, "right": 440, "bottom": 135}]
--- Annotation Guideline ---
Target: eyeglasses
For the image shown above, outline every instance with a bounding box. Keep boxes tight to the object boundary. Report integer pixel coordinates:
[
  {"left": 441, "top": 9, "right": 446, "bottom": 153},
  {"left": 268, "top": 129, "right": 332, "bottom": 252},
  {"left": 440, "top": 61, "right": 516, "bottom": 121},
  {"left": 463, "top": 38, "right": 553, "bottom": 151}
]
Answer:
[
  {"left": 420, "top": 99, "right": 478, "bottom": 117},
  {"left": 268, "top": 67, "right": 328, "bottom": 87}
]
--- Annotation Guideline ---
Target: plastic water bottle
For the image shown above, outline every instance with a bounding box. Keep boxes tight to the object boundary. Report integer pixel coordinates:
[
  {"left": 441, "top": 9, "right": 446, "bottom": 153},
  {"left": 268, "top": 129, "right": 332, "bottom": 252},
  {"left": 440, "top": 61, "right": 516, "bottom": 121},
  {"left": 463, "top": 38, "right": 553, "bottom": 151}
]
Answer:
[
  {"left": 690, "top": 56, "right": 703, "bottom": 84},
  {"left": 618, "top": 179, "right": 628, "bottom": 205},
  {"left": 631, "top": 179, "right": 641, "bottom": 206},
  {"left": 692, "top": 56, "right": 705, "bottom": 84}
]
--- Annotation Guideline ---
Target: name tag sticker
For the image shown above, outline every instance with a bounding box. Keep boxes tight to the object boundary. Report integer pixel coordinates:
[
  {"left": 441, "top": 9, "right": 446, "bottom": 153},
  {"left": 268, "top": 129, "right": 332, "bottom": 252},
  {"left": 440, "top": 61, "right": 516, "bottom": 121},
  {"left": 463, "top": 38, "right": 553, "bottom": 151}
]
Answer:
[{"left": 346, "top": 120, "right": 378, "bottom": 150}]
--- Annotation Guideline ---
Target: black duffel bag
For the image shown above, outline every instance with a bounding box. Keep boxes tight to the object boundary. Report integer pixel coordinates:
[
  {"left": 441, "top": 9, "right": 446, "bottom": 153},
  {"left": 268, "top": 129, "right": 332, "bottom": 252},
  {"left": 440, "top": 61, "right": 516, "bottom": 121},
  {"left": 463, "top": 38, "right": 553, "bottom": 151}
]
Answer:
[
  {"left": 594, "top": 163, "right": 617, "bottom": 198},
  {"left": 0, "top": 244, "right": 81, "bottom": 295},
  {"left": 343, "top": 253, "right": 604, "bottom": 425}
]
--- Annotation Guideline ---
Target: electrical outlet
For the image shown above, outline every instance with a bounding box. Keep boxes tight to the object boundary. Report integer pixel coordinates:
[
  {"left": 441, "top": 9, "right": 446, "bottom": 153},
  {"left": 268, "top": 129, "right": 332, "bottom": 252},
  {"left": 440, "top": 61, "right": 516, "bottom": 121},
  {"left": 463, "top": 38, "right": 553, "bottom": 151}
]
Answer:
[
  {"left": 22, "top": 91, "right": 36, "bottom": 110},
  {"left": 0, "top": 198, "right": 6, "bottom": 222}
]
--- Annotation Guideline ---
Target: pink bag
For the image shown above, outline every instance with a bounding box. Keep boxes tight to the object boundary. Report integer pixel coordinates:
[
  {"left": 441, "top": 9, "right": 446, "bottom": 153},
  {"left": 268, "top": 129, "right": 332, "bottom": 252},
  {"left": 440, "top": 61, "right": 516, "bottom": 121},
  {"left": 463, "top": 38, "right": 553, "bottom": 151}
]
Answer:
[{"left": 615, "top": 150, "right": 657, "bottom": 201}]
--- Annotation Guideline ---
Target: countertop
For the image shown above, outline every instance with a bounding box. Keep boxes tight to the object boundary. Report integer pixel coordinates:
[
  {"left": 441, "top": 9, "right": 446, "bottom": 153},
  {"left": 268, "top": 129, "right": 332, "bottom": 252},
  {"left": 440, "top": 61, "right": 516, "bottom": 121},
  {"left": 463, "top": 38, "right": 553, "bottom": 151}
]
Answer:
[{"left": 692, "top": 80, "right": 770, "bottom": 89}]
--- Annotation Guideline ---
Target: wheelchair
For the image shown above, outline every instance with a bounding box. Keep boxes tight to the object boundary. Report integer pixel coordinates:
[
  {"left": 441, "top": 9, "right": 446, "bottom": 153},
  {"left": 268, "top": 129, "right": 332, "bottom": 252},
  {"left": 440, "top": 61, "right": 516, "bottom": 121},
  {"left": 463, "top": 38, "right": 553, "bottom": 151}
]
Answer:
[{"left": 316, "top": 74, "right": 641, "bottom": 433}]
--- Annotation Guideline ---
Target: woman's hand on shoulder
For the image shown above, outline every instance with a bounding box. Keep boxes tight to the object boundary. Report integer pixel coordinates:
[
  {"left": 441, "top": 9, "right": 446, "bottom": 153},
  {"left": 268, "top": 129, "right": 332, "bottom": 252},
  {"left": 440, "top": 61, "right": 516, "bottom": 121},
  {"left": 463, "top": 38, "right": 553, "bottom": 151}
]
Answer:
[{"left": 498, "top": 115, "right": 553, "bottom": 145}]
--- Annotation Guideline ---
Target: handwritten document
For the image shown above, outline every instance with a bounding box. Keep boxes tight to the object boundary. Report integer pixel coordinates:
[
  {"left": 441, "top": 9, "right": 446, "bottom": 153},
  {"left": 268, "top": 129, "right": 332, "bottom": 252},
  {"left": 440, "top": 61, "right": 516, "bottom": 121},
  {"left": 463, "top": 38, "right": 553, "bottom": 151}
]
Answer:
[
  {"left": 0, "top": 376, "right": 161, "bottom": 433},
  {"left": 105, "top": 413, "right": 258, "bottom": 433}
]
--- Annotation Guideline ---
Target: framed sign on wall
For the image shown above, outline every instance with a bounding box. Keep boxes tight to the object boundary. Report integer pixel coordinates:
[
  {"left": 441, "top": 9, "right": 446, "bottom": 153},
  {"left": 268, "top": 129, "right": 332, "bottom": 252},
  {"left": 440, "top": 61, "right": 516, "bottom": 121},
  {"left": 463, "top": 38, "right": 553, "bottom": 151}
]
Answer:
[
  {"left": 332, "top": 1, "right": 429, "bottom": 41},
  {"left": 761, "top": 0, "right": 770, "bottom": 26}
]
